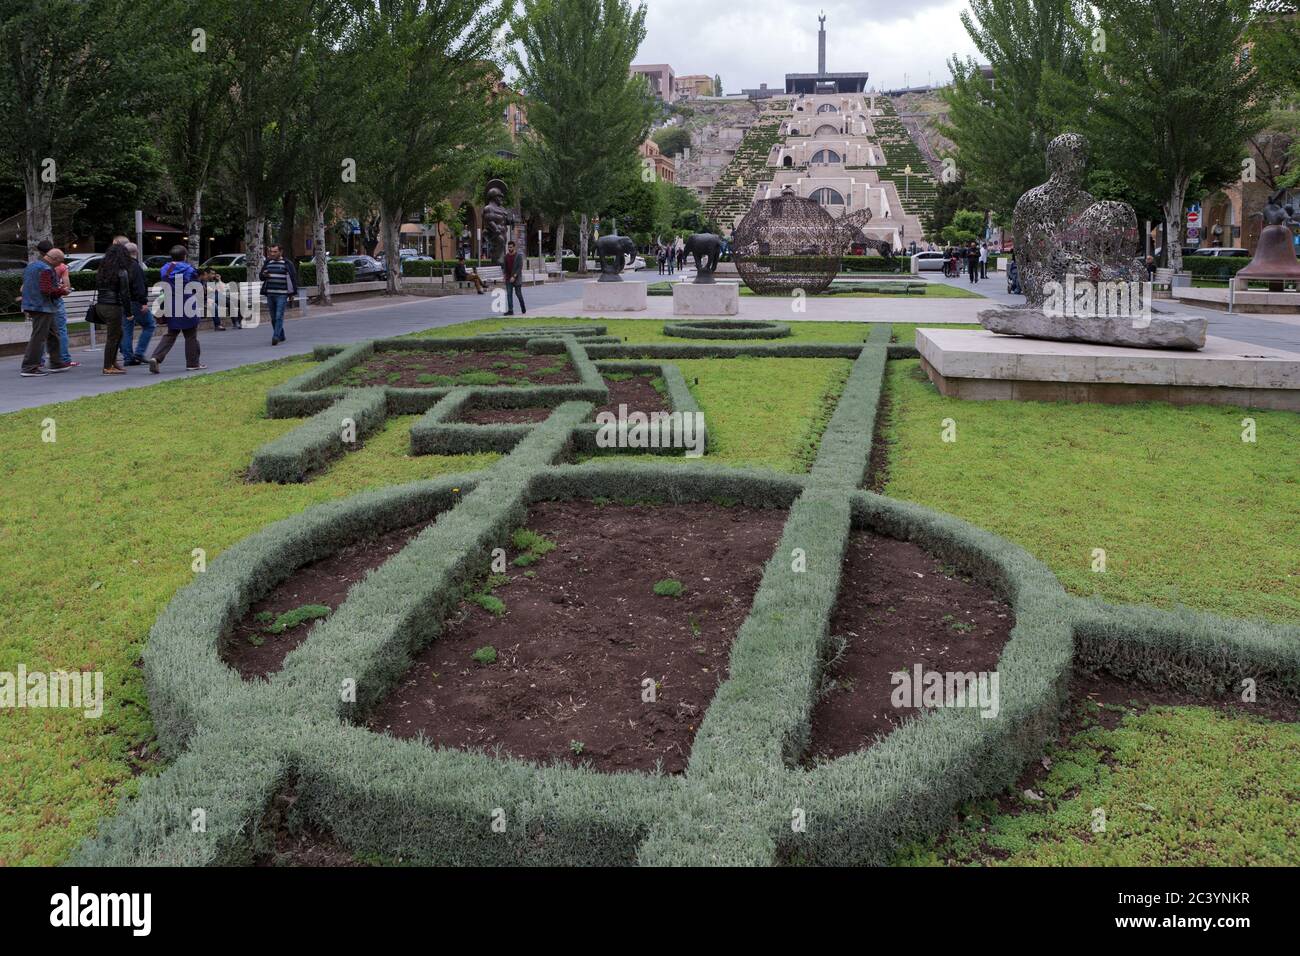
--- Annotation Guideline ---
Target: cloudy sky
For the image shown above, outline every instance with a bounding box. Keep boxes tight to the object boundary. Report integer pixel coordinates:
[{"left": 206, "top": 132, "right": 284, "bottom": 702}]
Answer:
[{"left": 635, "top": 0, "right": 982, "bottom": 93}]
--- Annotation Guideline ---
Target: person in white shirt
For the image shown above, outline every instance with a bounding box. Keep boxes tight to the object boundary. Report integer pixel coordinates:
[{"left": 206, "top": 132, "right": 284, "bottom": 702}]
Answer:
[{"left": 979, "top": 243, "right": 989, "bottom": 279}]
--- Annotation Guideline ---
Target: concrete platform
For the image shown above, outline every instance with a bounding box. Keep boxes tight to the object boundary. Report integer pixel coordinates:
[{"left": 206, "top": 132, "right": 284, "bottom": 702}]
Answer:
[
  {"left": 1174, "top": 286, "right": 1300, "bottom": 315},
  {"left": 583, "top": 280, "right": 647, "bottom": 312},
  {"left": 915, "top": 328, "right": 1300, "bottom": 411},
  {"left": 672, "top": 281, "right": 740, "bottom": 315}
]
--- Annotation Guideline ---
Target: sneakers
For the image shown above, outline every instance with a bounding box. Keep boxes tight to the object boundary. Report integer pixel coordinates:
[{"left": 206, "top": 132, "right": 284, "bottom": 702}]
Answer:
[
  {"left": 102, "top": 366, "right": 126, "bottom": 375},
  {"left": 148, "top": 357, "right": 160, "bottom": 374},
  {"left": 19, "top": 368, "right": 48, "bottom": 377},
  {"left": 124, "top": 358, "right": 143, "bottom": 367},
  {"left": 185, "top": 364, "right": 207, "bottom": 371},
  {"left": 271, "top": 338, "right": 280, "bottom": 346},
  {"left": 47, "top": 363, "right": 73, "bottom": 373}
]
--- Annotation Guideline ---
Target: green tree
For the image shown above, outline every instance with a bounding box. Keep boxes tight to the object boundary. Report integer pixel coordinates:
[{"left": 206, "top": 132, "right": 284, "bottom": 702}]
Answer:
[
  {"left": 652, "top": 126, "right": 691, "bottom": 157},
  {"left": 220, "top": 1, "right": 317, "bottom": 279},
  {"left": 0, "top": 0, "right": 160, "bottom": 254},
  {"left": 1078, "top": 0, "right": 1265, "bottom": 271},
  {"left": 941, "top": 208, "right": 985, "bottom": 245},
  {"left": 349, "top": 0, "right": 504, "bottom": 293},
  {"left": 510, "top": 0, "right": 654, "bottom": 271},
  {"left": 714, "top": 74, "right": 723, "bottom": 96},
  {"left": 1245, "top": 1, "right": 1300, "bottom": 190},
  {"left": 940, "top": 0, "right": 1087, "bottom": 221}
]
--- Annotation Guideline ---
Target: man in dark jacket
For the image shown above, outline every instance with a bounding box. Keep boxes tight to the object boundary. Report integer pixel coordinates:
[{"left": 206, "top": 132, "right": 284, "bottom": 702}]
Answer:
[
  {"left": 120, "top": 242, "right": 156, "bottom": 366},
  {"left": 454, "top": 253, "right": 484, "bottom": 293},
  {"left": 19, "top": 246, "right": 72, "bottom": 377},
  {"left": 258, "top": 243, "right": 300, "bottom": 345},
  {"left": 503, "top": 240, "right": 525, "bottom": 315}
]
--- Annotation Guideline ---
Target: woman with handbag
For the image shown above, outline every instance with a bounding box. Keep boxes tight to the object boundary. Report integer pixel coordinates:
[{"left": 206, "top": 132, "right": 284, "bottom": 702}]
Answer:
[{"left": 94, "top": 244, "right": 133, "bottom": 375}]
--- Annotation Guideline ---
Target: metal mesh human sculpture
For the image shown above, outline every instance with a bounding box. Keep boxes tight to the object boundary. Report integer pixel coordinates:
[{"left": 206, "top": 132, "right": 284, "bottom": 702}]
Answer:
[{"left": 731, "top": 189, "right": 841, "bottom": 295}]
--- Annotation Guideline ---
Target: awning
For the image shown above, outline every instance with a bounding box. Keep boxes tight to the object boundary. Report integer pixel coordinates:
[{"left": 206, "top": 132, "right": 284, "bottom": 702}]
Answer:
[{"left": 141, "top": 217, "right": 183, "bottom": 234}]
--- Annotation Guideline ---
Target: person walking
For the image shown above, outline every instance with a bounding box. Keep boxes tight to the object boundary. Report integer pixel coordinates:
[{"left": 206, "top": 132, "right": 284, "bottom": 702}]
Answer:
[
  {"left": 35, "top": 240, "right": 80, "bottom": 369},
  {"left": 149, "top": 245, "right": 204, "bottom": 373},
  {"left": 19, "top": 245, "right": 73, "bottom": 377},
  {"left": 979, "top": 242, "right": 989, "bottom": 279},
  {"left": 258, "top": 243, "right": 299, "bottom": 345},
  {"left": 120, "top": 242, "right": 156, "bottom": 366},
  {"left": 94, "top": 243, "right": 133, "bottom": 375},
  {"left": 198, "top": 266, "right": 227, "bottom": 331},
  {"left": 967, "top": 243, "right": 980, "bottom": 284},
  {"left": 503, "top": 240, "right": 526, "bottom": 315}
]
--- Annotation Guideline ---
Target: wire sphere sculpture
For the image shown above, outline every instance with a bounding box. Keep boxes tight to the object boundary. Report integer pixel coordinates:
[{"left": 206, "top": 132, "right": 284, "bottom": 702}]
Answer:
[{"left": 731, "top": 193, "right": 842, "bottom": 295}]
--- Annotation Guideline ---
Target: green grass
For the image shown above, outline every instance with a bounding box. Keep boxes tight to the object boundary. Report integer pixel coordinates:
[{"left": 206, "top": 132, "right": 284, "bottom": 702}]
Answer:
[
  {"left": 899, "top": 704, "right": 1300, "bottom": 866},
  {"left": 264, "top": 604, "right": 330, "bottom": 635},
  {"left": 883, "top": 359, "right": 1300, "bottom": 620},
  {"left": 653, "top": 578, "right": 684, "bottom": 598},
  {"left": 0, "top": 358, "right": 497, "bottom": 866},
  {"left": 410, "top": 316, "right": 877, "bottom": 345}
]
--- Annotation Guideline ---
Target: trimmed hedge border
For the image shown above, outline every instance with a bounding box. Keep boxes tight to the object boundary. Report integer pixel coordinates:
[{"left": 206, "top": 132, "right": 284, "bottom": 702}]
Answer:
[
  {"left": 78, "top": 320, "right": 1300, "bottom": 866},
  {"left": 248, "top": 388, "right": 388, "bottom": 483},
  {"left": 663, "top": 320, "right": 792, "bottom": 340}
]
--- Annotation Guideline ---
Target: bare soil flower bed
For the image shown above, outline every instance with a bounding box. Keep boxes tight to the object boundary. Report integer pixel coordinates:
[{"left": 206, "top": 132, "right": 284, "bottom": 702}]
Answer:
[
  {"left": 366, "top": 499, "right": 787, "bottom": 774},
  {"left": 221, "top": 521, "right": 433, "bottom": 680},
  {"left": 338, "top": 348, "right": 577, "bottom": 389},
  {"left": 453, "top": 372, "right": 671, "bottom": 425},
  {"left": 805, "top": 530, "right": 1015, "bottom": 763}
]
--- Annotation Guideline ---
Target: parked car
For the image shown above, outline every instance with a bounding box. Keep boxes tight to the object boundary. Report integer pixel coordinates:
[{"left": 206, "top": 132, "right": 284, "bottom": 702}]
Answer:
[
  {"left": 144, "top": 255, "right": 172, "bottom": 268},
  {"left": 63, "top": 253, "right": 104, "bottom": 272},
  {"left": 333, "top": 255, "right": 387, "bottom": 282},
  {"left": 911, "top": 250, "right": 948, "bottom": 272},
  {"left": 201, "top": 253, "right": 247, "bottom": 268},
  {"left": 1188, "top": 247, "right": 1249, "bottom": 257}
]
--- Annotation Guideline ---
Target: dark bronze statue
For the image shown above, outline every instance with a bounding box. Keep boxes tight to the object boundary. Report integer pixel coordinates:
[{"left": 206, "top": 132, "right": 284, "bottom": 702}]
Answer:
[
  {"left": 481, "top": 178, "right": 514, "bottom": 265},
  {"left": 683, "top": 233, "right": 722, "bottom": 283},
  {"left": 594, "top": 232, "right": 637, "bottom": 281}
]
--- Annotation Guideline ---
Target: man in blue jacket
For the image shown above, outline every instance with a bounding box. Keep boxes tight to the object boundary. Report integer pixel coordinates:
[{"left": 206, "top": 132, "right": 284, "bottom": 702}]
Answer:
[{"left": 19, "top": 246, "right": 73, "bottom": 377}]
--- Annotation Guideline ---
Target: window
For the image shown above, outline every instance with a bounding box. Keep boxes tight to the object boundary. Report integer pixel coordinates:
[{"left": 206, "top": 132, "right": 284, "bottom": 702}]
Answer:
[
  {"left": 810, "top": 187, "right": 845, "bottom": 205},
  {"left": 810, "top": 149, "right": 842, "bottom": 164},
  {"left": 813, "top": 124, "right": 840, "bottom": 137},
  {"left": 816, "top": 103, "right": 839, "bottom": 113}
]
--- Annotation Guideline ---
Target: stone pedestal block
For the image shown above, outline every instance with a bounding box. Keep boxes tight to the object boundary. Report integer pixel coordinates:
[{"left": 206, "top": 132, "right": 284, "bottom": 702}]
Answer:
[
  {"left": 672, "top": 281, "right": 741, "bottom": 315},
  {"left": 583, "top": 280, "right": 647, "bottom": 312}
]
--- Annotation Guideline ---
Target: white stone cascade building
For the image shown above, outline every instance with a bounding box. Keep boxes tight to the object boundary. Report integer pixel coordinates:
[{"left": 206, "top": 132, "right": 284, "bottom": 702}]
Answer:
[{"left": 750, "top": 93, "right": 926, "bottom": 250}]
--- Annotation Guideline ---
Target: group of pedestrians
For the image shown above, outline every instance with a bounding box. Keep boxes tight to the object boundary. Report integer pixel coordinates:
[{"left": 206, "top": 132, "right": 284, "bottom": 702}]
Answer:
[
  {"left": 18, "top": 238, "right": 303, "bottom": 379},
  {"left": 656, "top": 239, "right": 686, "bottom": 275},
  {"left": 939, "top": 242, "right": 990, "bottom": 283}
]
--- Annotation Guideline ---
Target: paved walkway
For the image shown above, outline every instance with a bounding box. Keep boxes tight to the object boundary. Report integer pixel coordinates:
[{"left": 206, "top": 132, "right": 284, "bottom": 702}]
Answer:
[
  {"left": 5, "top": 267, "right": 1298, "bottom": 415},
  {"left": 0, "top": 280, "right": 588, "bottom": 415}
]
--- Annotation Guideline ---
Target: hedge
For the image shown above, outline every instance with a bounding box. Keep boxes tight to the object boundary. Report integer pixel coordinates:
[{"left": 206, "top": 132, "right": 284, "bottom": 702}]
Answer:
[
  {"left": 1180, "top": 255, "right": 1252, "bottom": 280},
  {"left": 663, "top": 320, "right": 791, "bottom": 340},
  {"left": 840, "top": 255, "right": 905, "bottom": 274},
  {"left": 77, "top": 320, "right": 1300, "bottom": 867},
  {"left": 248, "top": 388, "right": 388, "bottom": 483}
]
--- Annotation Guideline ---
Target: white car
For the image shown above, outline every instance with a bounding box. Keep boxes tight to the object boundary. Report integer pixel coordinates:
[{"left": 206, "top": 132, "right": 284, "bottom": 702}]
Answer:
[
  {"left": 911, "top": 251, "right": 947, "bottom": 272},
  {"left": 1187, "top": 247, "right": 1249, "bottom": 257},
  {"left": 201, "top": 253, "right": 247, "bottom": 268},
  {"left": 63, "top": 253, "right": 105, "bottom": 272}
]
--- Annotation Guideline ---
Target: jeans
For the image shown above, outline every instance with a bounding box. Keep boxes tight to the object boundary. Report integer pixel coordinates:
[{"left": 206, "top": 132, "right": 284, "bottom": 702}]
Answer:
[
  {"left": 102, "top": 309, "right": 124, "bottom": 370},
  {"left": 266, "top": 294, "right": 288, "bottom": 341},
  {"left": 121, "top": 304, "right": 156, "bottom": 362},
  {"left": 506, "top": 283, "right": 525, "bottom": 314},
  {"left": 22, "top": 310, "right": 58, "bottom": 373}
]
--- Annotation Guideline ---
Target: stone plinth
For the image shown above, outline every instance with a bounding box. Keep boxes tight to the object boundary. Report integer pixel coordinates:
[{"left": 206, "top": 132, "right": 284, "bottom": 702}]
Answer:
[
  {"left": 1176, "top": 286, "right": 1300, "bottom": 315},
  {"left": 672, "top": 281, "right": 740, "bottom": 315},
  {"left": 916, "top": 328, "right": 1300, "bottom": 411},
  {"left": 979, "top": 306, "right": 1207, "bottom": 350},
  {"left": 583, "top": 280, "right": 647, "bottom": 312}
]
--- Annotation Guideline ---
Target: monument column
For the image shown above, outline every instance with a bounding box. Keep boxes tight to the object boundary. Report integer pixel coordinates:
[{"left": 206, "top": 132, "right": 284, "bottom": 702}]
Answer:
[{"left": 818, "top": 13, "right": 826, "bottom": 74}]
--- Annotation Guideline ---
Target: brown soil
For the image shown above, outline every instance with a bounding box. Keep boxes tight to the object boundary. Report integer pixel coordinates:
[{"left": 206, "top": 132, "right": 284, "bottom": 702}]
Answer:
[
  {"left": 256, "top": 788, "right": 364, "bottom": 867},
  {"left": 452, "top": 373, "right": 671, "bottom": 425},
  {"left": 593, "top": 373, "right": 671, "bottom": 418},
  {"left": 341, "top": 348, "right": 577, "bottom": 388},
  {"left": 367, "top": 500, "right": 786, "bottom": 774},
  {"left": 805, "top": 530, "right": 1014, "bottom": 763},
  {"left": 221, "top": 521, "right": 432, "bottom": 680},
  {"left": 866, "top": 386, "right": 893, "bottom": 492},
  {"left": 458, "top": 406, "right": 553, "bottom": 424}
]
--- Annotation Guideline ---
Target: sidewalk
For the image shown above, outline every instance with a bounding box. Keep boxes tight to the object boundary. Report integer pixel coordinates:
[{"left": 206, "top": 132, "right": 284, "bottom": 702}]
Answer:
[{"left": 0, "top": 281, "right": 588, "bottom": 415}]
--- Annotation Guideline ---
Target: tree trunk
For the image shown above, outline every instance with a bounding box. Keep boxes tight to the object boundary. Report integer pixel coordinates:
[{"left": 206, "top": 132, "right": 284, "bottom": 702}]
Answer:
[
  {"left": 1163, "top": 177, "right": 1189, "bottom": 274},
  {"left": 554, "top": 220, "right": 566, "bottom": 272},
  {"left": 185, "top": 190, "right": 203, "bottom": 263},
  {"left": 24, "top": 161, "right": 54, "bottom": 258},
  {"left": 245, "top": 183, "right": 266, "bottom": 283},
  {"left": 578, "top": 213, "right": 590, "bottom": 275},
  {"left": 381, "top": 208, "right": 403, "bottom": 295},
  {"left": 280, "top": 190, "right": 298, "bottom": 257},
  {"left": 312, "top": 195, "right": 331, "bottom": 306}
]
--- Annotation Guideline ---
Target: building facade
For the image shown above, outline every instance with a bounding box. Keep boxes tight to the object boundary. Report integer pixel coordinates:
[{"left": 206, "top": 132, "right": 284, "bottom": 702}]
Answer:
[{"left": 631, "top": 63, "right": 676, "bottom": 102}]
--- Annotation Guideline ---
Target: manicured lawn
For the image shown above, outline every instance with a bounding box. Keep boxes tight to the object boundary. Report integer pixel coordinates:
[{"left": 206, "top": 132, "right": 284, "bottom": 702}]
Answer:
[
  {"left": 889, "top": 322, "right": 983, "bottom": 347},
  {"left": 412, "top": 315, "right": 879, "bottom": 344},
  {"left": 899, "top": 704, "right": 1300, "bottom": 866},
  {"left": 882, "top": 359, "right": 1300, "bottom": 621},
  {"left": 0, "top": 346, "right": 850, "bottom": 864}
]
